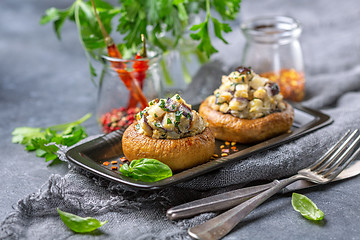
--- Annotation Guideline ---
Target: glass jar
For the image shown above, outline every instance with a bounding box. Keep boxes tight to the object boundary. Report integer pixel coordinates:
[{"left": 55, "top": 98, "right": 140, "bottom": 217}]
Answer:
[
  {"left": 241, "top": 16, "right": 305, "bottom": 102},
  {"left": 96, "top": 48, "right": 162, "bottom": 133}
]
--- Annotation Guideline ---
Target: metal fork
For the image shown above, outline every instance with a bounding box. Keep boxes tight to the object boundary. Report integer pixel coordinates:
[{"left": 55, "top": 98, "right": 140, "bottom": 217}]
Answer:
[{"left": 188, "top": 129, "right": 360, "bottom": 240}]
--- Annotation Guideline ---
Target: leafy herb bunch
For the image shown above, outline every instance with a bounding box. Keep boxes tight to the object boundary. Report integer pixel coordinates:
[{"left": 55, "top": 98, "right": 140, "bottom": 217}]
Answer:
[{"left": 41, "top": 0, "right": 241, "bottom": 83}]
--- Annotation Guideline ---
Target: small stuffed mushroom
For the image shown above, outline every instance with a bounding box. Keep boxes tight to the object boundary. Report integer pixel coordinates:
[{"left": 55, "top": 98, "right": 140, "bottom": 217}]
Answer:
[
  {"left": 199, "top": 67, "right": 294, "bottom": 144},
  {"left": 122, "top": 94, "right": 215, "bottom": 171}
]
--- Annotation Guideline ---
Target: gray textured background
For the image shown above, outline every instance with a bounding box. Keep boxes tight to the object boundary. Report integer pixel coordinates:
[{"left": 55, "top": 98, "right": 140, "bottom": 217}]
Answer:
[{"left": 1, "top": 0, "right": 360, "bottom": 239}]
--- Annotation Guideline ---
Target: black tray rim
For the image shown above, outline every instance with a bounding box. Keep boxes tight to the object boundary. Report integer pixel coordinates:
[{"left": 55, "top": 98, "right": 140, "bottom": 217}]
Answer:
[{"left": 66, "top": 102, "right": 333, "bottom": 190}]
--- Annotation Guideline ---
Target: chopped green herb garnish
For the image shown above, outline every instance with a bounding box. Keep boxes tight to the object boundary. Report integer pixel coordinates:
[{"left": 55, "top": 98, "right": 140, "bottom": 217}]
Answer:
[
  {"left": 139, "top": 109, "right": 147, "bottom": 118},
  {"left": 172, "top": 104, "right": 176, "bottom": 110},
  {"left": 241, "top": 76, "right": 245, "bottom": 82},
  {"left": 135, "top": 124, "right": 140, "bottom": 130},
  {"left": 154, "top": 122, "right": 161, "bottom": 128},
  {"left": 167, "top": 118, "right": 172, "bottom": 124},
  {"left": 159, "top": 99, "right": 169, "bottom": 111},
  {"left": 149, "top": 101, "right": 154, "bottom": 106},
  {"left": 175, "top": 111, "right": 182, "bottom": 121},
  {"left": 175, "top": 94, "right": 181, "bottom": 100},
  {"left": 174, "top": 111, "right": 183, "bottom": 126},
  {"left": 154, "top": 113, "right": 158, "bottom": 118},
  {"left": 186, "top": 113, "right": 192, "bottom": 119}
]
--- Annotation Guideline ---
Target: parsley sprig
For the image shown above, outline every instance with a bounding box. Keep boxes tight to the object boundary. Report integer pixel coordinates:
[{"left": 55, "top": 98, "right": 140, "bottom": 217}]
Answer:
[
  {"left": 190, "top": 0, "right": 236, "bottom": 57},
  {"left": 40, "top": 0, "right": 121, "bottom": 84},
  {"left": 12, "top": 113, "right": 91, "bottom": 165}
]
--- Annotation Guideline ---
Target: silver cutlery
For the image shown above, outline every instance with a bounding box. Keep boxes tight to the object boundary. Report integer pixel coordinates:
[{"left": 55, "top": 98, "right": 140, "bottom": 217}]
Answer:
[
  {"left": 188, "top": 129, "right": 360, "bottom": 240},
  {"left": 167, "top": 160, "right": 360, "bottom": 221}
]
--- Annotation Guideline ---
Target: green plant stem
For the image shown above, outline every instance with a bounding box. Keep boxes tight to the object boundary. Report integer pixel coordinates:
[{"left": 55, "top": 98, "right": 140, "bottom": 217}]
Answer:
[
  {"left": 74, "top": 0, "right": 97, "bottom": 85},
  {"left": 160, "top": 55, "right": 174, "bottom": 86}
]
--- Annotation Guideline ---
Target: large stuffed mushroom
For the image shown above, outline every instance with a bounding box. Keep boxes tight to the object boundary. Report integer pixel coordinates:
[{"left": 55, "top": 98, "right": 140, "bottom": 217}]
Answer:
[
  {"left": 122, "top": 95, "right": 215, "bottom": 171},
  {"left": 199, "top": 67, "right": 294, "bottom": 144}
]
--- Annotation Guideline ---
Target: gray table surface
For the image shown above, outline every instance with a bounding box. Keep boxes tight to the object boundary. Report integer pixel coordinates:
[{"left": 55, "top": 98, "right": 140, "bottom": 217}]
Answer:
[{"left": 1, "top": 0, "right": 360, "bottom": 239}]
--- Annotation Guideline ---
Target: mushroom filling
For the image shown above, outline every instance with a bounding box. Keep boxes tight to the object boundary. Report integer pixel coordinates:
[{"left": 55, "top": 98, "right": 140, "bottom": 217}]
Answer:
[
  {"left": 208, "top": 66, "right": 287, "bottom": 119},
  {"left": 135, "top": 94, "right": 206, "bottom": 139}
]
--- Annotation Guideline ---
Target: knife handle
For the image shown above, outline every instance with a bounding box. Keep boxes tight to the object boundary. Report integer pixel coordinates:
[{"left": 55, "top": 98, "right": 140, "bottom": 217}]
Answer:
[{"left": 166, "top": 181, "right": 277, "bottom": 220}]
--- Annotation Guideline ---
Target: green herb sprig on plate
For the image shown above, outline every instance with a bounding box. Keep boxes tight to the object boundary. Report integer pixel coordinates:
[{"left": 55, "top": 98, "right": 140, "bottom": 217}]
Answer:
[
  {"left": 12, "top": 113, "right": 91, "bottom": 165},
  {"left": 119, "top": 158, "right": 173, "bottom": 182},
  {"left": 291, "top": 193, "right": 325, "bottom": 221}
]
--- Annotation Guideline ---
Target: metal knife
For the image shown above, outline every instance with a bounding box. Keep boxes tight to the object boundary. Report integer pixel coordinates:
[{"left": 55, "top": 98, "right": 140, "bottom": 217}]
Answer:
[{"left": 167, "top": 161, "right": 360, "bottom": 220}]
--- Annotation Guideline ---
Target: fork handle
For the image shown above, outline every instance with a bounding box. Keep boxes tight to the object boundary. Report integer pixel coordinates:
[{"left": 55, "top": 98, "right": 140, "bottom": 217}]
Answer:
[{"left": 188, "top": 175, "right": 301, "bottom": 240}]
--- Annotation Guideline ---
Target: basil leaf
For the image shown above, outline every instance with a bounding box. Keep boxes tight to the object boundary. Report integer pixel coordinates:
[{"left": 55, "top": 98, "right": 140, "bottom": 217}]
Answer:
[
  {"left": 57, "top": 208, "right": 107, "bottom": 233},
  {"left": 119, "top": 158, "right": 172, "bottom": 182},
  {"left": 291, "top": 193, "right": 325, "bottom": 221}
]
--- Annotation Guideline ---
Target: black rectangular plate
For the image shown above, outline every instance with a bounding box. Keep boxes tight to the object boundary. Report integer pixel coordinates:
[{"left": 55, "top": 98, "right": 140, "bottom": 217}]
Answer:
[{"left": 66, "top": 102, "right": 333, "bottom": 190}]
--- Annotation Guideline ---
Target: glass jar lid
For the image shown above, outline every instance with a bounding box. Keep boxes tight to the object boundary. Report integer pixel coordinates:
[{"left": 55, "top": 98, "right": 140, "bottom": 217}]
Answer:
[{"left": 241, "top": 16, "right": 302, "bottom": 44}]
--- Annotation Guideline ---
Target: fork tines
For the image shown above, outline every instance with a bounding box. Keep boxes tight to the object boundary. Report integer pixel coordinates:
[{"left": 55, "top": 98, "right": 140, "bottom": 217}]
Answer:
[{"left": 310, "top": 129, "right": 360, "bottom": 180}]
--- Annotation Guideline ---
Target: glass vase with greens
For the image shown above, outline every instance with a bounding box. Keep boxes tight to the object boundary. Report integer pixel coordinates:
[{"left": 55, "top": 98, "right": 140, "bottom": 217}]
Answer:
[{"left": 40, "top": 0, "right": 241, "bottom": 89}]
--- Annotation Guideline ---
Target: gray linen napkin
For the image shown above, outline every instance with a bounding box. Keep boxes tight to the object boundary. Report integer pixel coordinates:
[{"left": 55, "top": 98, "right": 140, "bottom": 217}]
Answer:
[{"left": 2, "top": 0, "right": 360, "bottom": 238}]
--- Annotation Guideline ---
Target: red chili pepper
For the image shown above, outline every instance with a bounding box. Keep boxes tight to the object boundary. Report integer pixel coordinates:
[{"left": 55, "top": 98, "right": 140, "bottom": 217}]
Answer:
[
  {"left": 128, "top": 34, "right": 149, "bottom": 109},
  {"left": 90, "top": 0, "right": 148, "bottom": 109},
  {"left": 106, "top": 39, "right": 148, "bottom": 109}
]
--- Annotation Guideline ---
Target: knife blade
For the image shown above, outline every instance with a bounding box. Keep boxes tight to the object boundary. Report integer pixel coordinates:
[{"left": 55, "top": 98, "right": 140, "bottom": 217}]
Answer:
[{"left": 167, "top": 161, "right": 360, "bottom": 220}]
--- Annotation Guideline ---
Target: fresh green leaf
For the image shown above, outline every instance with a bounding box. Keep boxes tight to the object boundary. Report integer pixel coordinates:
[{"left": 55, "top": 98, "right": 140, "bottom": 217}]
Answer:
[
  {"left": 211, "top": 17, "right": 231, "bottom": 44},
  {"left": 40, "top": 7, "right": 72, "bottom": 40},
  {"left": 36, "top": 148, "right": 47, "bottom": 158},
  {"left": 45, "top": 153, "right": 58, "bottom": 162},
  {"left": 12, "top": 113, "right": 91, "bottom": 164},
  {"left": 190, "top": 21, "right": 218, "bottom": 58},
  {"left": 119, "top": 158, "right": 173, "bottom": 182},
  {"left": 11, "top": 127, "right": 43, "bottom": 144},
  {"left": 212, "top": 0, "right": 242, "bottom": 20},
  {"left": 291, "top": 193, "right": 325, "bottom": 221},
  {"left": 57, "top": 208, "right": 107, "bottom": 233}
]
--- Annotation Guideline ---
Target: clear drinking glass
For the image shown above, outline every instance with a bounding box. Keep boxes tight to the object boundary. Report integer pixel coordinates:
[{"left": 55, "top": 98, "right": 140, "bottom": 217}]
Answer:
[
  {"left": 241, "top": 16, "right": 305, "bottom": 101},
  {"left": 96, "top": 48, "right": 162, "bottom": 133}
]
